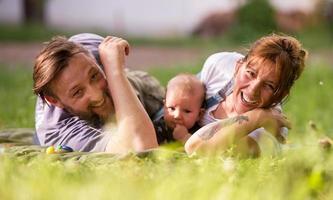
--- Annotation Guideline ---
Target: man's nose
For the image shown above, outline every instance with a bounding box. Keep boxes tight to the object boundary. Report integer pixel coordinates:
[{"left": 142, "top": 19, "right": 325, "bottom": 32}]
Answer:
[{"left": 87, "top": 85, "right": 103, "bottom": 102}]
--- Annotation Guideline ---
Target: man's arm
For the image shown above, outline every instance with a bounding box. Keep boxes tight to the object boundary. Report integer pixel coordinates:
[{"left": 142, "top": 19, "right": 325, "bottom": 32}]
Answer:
[{"left": 99, "top": 36, "right": 158, "bottom": 153}]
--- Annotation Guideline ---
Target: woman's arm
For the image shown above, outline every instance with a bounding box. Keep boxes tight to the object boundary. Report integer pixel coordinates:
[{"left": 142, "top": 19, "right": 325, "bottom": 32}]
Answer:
[
  {"left": 99, "top": 36, "right": 158, "bottom": 153},
  {"left": 185, "top": 109, "right": 290, "bottom": 155}
]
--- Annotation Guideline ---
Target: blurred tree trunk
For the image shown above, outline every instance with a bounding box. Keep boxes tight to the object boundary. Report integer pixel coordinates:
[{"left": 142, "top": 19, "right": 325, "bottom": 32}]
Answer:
[{"left": 23, "top": 0, "right": 45, "bottom": 24}]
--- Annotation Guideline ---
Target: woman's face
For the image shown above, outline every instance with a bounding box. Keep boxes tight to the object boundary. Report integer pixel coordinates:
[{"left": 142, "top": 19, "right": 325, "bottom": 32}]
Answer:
[{"left": 232, "top": 57, "right": 280, "bottom": 114}]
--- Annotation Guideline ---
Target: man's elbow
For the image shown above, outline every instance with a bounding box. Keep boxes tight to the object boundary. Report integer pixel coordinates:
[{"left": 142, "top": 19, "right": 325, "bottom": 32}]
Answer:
[{"left": 133, "top": 135, "right": 158, "bottom": 152}]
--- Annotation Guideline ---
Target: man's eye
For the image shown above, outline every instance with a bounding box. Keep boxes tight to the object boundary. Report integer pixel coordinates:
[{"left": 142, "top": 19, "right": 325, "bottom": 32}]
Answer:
[
  {"left": 73, "top": 89, "right": 83, "bottom": 98},
  {"left": 91, "top": 73, "right": 99, "bottom": 81},
  {"left": 184, "top": 110, "right": 191, "bottom": 113}
]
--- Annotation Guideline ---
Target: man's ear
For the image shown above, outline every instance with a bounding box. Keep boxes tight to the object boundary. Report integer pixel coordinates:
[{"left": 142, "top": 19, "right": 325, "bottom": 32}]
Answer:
[{"left": 44, "top": 95, "right": 64, "bottom": 109}]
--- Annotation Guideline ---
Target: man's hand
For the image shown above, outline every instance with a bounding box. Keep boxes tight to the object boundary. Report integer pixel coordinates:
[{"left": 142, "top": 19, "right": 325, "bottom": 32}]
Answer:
[
  {"left": 98, "top": 36, "right": 130, "bottom": 72},
  {"left": 173, "top": 124, "right": 191, "bottom": 144}
]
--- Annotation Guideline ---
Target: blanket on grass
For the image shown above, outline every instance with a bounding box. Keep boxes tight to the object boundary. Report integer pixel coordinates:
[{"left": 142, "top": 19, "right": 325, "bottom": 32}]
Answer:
[{"left": 0, "top": 128, "right": 186, "bottom": 163}]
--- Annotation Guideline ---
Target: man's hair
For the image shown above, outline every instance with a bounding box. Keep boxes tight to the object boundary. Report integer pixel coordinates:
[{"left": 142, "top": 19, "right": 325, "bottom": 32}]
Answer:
[
  {"left": 243, "top": 33, "right": 307, "bottom": 107},
  {"left": 33, "top": 36, "right": 91, "bottom": 100},
  {"left": 166, "top": 73, "right": 206, "bottom": 107}
]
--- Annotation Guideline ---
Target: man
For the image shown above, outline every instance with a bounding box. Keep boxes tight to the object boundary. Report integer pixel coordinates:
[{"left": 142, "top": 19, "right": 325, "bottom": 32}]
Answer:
[{"left": 33, "top": 33, "right": 165, "bottom": 153}]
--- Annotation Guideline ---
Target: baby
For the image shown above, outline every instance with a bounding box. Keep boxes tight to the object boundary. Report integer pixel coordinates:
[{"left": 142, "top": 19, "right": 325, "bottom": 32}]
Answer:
[{"left": 154, "top": 73, "right": 205, "bottom": 144}]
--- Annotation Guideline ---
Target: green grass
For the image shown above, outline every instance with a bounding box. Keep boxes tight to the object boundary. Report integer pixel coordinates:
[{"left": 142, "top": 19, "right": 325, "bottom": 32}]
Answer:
[
  {"left": 285, "top": 65, "right": 333, "bottom": 140},
  {"left": 0, "top": 143, "right": 332, "bottom": 200},
  {"left": 0, "top": 66, "right": 35, "bottom": 128},
  {"left": 1, "top": 60, "right": 333, "bottom": 199},
  {"left": 0, "top": 24, "right": 67, "bottom": 42}
]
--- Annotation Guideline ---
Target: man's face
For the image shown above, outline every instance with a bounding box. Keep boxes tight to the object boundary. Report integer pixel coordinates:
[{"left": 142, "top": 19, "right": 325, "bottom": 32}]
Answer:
[{"left": 49, "top": 53, "right": 114, "bottom": 123}]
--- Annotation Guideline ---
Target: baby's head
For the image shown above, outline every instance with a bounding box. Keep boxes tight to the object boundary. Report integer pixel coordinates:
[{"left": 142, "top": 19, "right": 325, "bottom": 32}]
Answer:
[{"left": 164, "top": 73, "right": 205, "bottom": 130}]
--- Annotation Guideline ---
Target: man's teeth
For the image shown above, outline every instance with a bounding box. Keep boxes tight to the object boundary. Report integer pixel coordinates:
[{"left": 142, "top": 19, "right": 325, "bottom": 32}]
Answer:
[{"left": 93, "top": 99, "right": 105, "bottom": 107}]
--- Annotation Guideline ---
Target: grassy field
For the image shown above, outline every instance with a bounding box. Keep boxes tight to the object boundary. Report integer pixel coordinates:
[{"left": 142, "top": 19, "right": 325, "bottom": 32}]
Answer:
[{"left": 0, "top": 58, "right": 333, "bottom": 199}]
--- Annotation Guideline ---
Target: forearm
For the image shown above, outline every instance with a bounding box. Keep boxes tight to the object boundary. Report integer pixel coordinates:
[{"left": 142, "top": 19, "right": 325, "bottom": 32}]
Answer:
[
  {"left": 99, "top": 36, "right": 158, "bottom": 153},
  {"left": 185, "top": 108, "right": 289, "bottom": 155},
  {"left": 185, "top": 123, "right": 249, "bottom": 155},
  {"left": 105, "top": 70, "right": 158, "bottom": 153},
  {"left": 185, "top": 115, "right": 259, "bottom": 155}
]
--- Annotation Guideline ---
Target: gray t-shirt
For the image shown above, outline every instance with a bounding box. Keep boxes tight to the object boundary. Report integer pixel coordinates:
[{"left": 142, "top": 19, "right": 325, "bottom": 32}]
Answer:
[{"left": 34, "top": 33, "right": 164, "bottom": 152}]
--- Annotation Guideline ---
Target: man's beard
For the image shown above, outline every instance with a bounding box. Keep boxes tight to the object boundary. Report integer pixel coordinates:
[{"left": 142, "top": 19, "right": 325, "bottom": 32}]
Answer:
[
  {"left": 62, "top": 92, "right": 113, "bottom": 127},
  {"left": 63, "top": 104, "right": 103, "bottom": 127}
]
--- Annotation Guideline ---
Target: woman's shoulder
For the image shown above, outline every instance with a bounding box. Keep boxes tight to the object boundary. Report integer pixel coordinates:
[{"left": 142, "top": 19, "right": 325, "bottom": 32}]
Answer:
[
  {"left": 204, "top": 52, "right": 244, "bottom": 66},
  {"left": 200, "top": 52, "right": 243, "bottom": 84},
  {"left": 201, "top": 52, "right": 244, "bottom": 76}
]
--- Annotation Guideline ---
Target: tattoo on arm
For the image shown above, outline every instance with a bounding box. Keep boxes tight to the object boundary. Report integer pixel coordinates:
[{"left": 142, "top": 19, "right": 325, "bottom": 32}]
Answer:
[{"left": 197, "top": 115, "right": 249, "bottom": 140}]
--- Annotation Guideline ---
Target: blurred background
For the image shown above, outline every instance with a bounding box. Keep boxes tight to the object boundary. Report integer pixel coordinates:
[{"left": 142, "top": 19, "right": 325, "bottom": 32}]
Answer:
[
  {"left": 0, "top": 0, "right": 332, "bottom": 136},
  {"left": 1, "top": 0, "right": 332, "bottom": 38},
  {"left": 0, "top": 0, "right": 332, "bottom": 69}
]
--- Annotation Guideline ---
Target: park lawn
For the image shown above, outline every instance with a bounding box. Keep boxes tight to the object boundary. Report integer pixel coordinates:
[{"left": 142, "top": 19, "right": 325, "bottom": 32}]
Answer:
[{"left": 0, "top": 61, "right": 333, "bottom": 200}]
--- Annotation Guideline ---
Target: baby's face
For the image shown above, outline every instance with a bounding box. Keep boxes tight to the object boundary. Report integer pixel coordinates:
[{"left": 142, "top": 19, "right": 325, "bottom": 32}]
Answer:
[{"left": 164, "top": 89, "right": 202, "bottom": 130}]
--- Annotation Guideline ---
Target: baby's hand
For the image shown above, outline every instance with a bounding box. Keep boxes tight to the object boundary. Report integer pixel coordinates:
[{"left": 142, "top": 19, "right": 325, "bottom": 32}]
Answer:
[{"left": 173, "top": 124, "right": 191, "bottom": 144}]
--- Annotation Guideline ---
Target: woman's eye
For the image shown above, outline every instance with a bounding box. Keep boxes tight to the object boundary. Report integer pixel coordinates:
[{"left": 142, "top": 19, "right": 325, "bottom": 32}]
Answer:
[
  {"left": 265, "top": 84, "right": 275, "bottom": 91},
  {"left": 246, "top": 70, "right": 255, "bottom": 77},
  {"left": 184, "top": 110, "right": 191, "bottom": 113}
]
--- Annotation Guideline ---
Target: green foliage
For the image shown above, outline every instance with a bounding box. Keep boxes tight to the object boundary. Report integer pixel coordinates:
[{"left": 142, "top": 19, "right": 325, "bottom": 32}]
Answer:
[{"left": 229, "top": 0, "right": 278, "bottom": 42}]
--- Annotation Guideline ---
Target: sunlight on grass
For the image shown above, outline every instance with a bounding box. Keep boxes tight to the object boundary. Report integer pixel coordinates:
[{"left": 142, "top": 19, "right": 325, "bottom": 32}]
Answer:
[{"left": 0, "top": 145, "right": 332, "bottom": 200}]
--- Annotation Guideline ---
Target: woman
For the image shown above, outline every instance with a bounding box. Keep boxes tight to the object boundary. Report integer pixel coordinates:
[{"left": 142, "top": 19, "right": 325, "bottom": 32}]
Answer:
[{"left": 185, "top": 34, "right": 307, "bottom": 156}]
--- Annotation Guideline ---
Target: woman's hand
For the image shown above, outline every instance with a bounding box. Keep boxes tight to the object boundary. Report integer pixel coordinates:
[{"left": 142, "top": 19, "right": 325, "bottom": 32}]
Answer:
[{"left": 246, "top": 108, "right": 291, "bottom": 142}]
